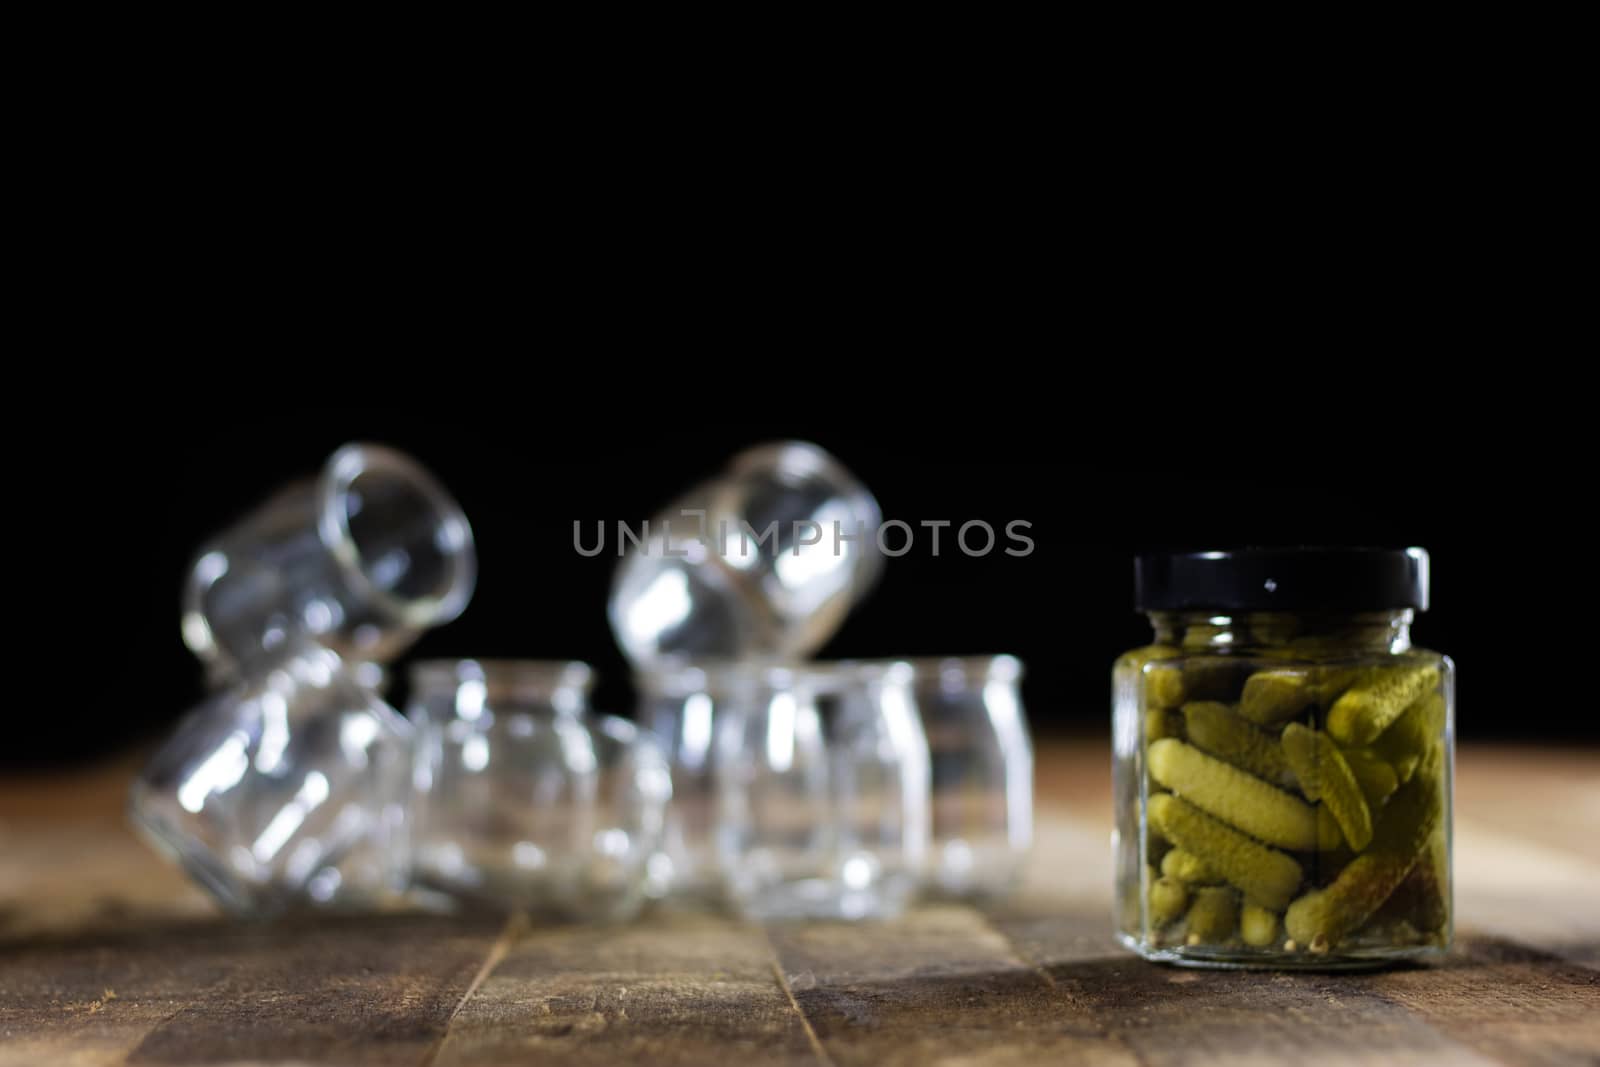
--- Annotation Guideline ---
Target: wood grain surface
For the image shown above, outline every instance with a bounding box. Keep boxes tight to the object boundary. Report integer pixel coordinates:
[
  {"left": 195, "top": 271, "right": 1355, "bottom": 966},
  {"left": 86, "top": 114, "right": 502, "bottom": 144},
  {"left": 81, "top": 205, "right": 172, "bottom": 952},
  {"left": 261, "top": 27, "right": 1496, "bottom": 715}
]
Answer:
[{"left": 2, "top": 740, "right": 1596, "bottom": 1066}]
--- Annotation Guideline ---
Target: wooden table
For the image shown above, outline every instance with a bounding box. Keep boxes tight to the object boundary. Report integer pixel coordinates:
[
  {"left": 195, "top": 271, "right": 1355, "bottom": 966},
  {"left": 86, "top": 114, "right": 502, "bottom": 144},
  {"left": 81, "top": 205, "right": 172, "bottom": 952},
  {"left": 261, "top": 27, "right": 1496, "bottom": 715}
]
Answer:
[{"left": 3, "top": 740, "right": 1596, "bottom": 1066}]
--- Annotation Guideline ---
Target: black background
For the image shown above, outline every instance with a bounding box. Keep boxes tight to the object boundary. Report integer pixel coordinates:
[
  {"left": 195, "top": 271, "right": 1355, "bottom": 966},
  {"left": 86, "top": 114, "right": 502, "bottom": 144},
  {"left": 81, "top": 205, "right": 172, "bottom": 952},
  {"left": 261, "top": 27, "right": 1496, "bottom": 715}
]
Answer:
[{"left": 12, "top": 419, "right": 1589, "bottom": 769}]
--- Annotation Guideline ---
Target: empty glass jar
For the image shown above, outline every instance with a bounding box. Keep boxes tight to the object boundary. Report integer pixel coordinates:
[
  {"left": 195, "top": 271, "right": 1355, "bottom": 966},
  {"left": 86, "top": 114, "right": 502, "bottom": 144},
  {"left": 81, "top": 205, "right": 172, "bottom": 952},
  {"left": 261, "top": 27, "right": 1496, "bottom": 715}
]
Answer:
[
  {"left": 714, "top": 661, "right": 930, "bottom": 920},
  {"left": 129, "top": 642, "right": 413, "bottom": 914},
  {"left": 635, "top": 659, "right": 734, "bottom": 902},
  {"left": 182, "top": 443, "right": 476, "bottom": 680},
  {"left": 408, "top": 660, "right": 671, "bottom": 921},
  {"left": 908, "top": 656, "right": 1033, "bottom": 898},
  {"left": 1114, "top": 548, "right": 1453, "bottom": 968},
  {"left": 609, "top": 441, "right": 883, "bottom": 666}
]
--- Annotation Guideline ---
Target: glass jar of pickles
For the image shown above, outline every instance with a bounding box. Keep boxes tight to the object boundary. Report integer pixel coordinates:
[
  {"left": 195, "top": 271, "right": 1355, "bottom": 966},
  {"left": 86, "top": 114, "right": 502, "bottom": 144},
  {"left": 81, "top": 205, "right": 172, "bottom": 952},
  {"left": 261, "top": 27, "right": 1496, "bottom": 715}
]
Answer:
[{"left": 1113, "top": 548, "right": 1453, "bottom": 968}]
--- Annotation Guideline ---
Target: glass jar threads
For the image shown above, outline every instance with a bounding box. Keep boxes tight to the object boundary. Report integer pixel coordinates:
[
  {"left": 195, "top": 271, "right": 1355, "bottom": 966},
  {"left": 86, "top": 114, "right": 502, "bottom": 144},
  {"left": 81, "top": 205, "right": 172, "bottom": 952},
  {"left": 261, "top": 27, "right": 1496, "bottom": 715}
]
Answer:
[{"left": 1113, "top": 548, "right": 1452, "bottom": 968}]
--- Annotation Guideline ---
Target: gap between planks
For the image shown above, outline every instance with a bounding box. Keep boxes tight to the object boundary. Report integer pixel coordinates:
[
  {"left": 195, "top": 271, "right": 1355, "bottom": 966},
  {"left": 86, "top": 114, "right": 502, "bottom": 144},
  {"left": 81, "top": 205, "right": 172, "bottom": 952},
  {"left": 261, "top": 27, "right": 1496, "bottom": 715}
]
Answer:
[
  {"left": 765, "top": 932, "right": 839, "bottom": 1067},
  {"left": 418, "top": 910, "right": 526, "bottom": 1067}
]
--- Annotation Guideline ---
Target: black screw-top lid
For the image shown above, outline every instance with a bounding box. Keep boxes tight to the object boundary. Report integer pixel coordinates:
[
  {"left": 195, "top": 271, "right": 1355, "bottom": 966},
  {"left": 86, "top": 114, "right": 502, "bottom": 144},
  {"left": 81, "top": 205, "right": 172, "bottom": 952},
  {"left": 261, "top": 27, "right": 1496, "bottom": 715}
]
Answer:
[{"left": 1134, "top": 547, "right": 1430, "bottom": 613}]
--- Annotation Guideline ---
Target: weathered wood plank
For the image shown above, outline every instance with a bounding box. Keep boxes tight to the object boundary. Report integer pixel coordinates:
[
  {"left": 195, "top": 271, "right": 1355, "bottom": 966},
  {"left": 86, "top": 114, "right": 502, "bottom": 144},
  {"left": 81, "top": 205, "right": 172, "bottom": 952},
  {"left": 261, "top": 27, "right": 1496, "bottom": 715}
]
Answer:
[
  {"left": 0, "top": 819, "right": 213, "bottom": 944},
  {"left": 985, "top": 906, "right": 1499, "bottom": 1067},
  {"left": 0, "top": 913, "right": 505, "bottom": 1067},
  {"left": 766, "top": 904, "right": 1139, "bottom": 1067},
  {"left": 1, "top": 919, "right": 234, "bottom": 1067},
  {"left": 3, "top": 741, "right": 1598, "bottom": 1066},
  {"left": 1367, "top": 932, "right": 1600, "bottom": 1066},
  {"left": 432, "top": 911, "right": 819, "bottom": 1067}
]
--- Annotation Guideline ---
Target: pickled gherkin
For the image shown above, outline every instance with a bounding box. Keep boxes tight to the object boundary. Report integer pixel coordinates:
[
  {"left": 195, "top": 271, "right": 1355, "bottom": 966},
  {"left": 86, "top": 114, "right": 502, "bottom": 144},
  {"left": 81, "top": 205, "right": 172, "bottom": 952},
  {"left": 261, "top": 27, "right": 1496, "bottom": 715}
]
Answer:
[
  {"left": 1285, "top": 746, "right": 1445, "bottom": 949},
  {"left": 1342, "top": 748, "right": 1399, "bottom": 807},
  {"left": 1147, "top": 793, "right": 1303, "bottom": 911},
  {"left": 1150, "top": 876, "right": 1189, "bottom": 926},
  {"left": 1145, "top": 662, "right": 1186, "bottom": 709},
  {"left": 1327, "top": 664, "right": 1441, "bottom": 746},
  {"left": 1161, "top": 848, "right": 1220, "bottom": 884},
  {"left": 1238, "top": 669, "right": 1311, "bottom": 724},
  {"left": 1371, "top": 690, "right": 1446, "bottom": 783},
  {"left": 1123, "top": 645, "right": 1183, "bottom": 708},
  {"left": 1376, "top": 829, "right": 1449, "bottom": 935},
  {"left": 1280, "top": 724, "right": 1374, "bottom": 851},
  {"left": 1118, "top": 548, "right": 1452, "bottom": 967},
  {"left": 1149, "top": 739, "right": 1340, "bottom": 852},
  {"left": 1181, "top": 701, "right": 1295, "bottom": 787},
  {"left": 1185, "top": 887, "right": 1239, "bottom": 944},
  {"left": 1239, "top": 667, "right": 1361, "bottom": 725},
  {"left": 1240, "top": 903, "right": 1279, "bottom": 947}
]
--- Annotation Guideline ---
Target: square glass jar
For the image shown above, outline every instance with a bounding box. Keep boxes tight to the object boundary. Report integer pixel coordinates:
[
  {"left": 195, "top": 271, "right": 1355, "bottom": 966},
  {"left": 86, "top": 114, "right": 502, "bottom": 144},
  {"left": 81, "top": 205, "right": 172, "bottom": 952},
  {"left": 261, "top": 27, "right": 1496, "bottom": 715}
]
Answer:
[{"left": 1113, "top": 549, "right": 1453, "bottom": 969}]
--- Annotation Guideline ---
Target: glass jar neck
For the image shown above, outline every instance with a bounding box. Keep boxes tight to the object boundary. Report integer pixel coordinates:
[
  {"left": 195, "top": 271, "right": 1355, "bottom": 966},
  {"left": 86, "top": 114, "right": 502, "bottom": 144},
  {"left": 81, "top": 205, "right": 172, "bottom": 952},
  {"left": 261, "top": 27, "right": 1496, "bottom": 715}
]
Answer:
[{"left": 1147, "top": 610, "right": 1414, "bottom": 654}]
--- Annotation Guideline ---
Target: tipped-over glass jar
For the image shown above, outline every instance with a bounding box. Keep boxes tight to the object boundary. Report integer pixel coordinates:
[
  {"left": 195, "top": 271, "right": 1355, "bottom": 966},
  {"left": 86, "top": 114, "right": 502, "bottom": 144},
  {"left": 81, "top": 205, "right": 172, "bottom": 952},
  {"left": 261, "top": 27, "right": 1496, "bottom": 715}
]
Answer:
[
  {"left": 130, "top": 642, "right": 413, "bottom": 914},
  {"left": 1113, "top": 548, "right": 1453, "bottom": 969},
  {"left": 608, "top": 441, "right": 883, "bottom": 666},
  {"left": 181, "top": 443, "right": 476, "bottom": 682}
]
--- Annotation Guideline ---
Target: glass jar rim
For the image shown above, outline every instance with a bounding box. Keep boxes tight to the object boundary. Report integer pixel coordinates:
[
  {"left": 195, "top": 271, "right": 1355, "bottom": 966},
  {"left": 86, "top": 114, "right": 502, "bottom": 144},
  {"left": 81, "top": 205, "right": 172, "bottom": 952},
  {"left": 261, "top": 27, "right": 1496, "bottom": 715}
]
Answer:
[
  {"left": 409, "top": 658, "right": 594, "bottom": 693},
  {"left": 317, "top": 442, "right": 477, "bottom": 630},
  {"left": 634, "top": 656, "right": 913, "bottom": 695},
  {"left": 858, "top": 654, "right": 1023, "bottom": 683}
]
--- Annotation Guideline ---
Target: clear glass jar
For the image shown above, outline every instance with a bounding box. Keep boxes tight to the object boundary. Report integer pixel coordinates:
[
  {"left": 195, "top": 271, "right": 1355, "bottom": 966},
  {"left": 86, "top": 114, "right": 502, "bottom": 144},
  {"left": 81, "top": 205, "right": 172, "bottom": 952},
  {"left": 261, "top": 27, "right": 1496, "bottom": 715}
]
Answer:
[
  {"left": 609, "top": 441, "right": 883, "bottom": 666},
  {"left": 182, "top": 443, "right": 476, "bottom": 681},
  {"left": 634, "top": 659, "right": 737, "bottom": 902},
  {"left": 1113, "top": 548, "right": 1453, "bottom": 968},
  {"left": 907, "top": 656, "right": 1032, "bottom": 898},
  {"left": 129, "top": 642, "right": 413, "bottom": 914},
  {"left": 407, "top": 660, "right": 671, "bottom": 921},
  {"left": 714, "top": 661, "right": 930, "bottom": 920}
]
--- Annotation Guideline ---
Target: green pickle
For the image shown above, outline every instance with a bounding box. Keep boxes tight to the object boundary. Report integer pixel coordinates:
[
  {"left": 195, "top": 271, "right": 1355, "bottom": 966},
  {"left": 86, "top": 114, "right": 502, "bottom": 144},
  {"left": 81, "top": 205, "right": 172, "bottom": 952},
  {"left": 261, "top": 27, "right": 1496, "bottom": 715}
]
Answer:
[
  {"left": 1161, "top": 848, "right": 1221, "bottom": 884},
  {"left": 1239, "top": 666, "right": 1361, "bottom": 725},
  {"left": 1240, "top": 903, "right": 1280, "bottom": 947},
  {"left": 1125, "top": 645, "right": 1183, "bottom": 708},
  {"left": 1147, "top": 793, "right": 1303, "bottom": 911},
  {"left": 1184, "top": 887, "right": 1239, "bottom": 944},
  {"left": 1327, "top": 664, "right": 1441, "bottom": 746},
  {"left": 1342, "top": 748, "right": 1399, "bottom": 806},
  {"left": 1377, "top": 829, "right": 1449, "bottom": 935},
  {"left": 1181, "top": 701, "right": 1295, "bottom": 787},
  {"left": 1280, "top": 724, "right": 1374, "bottom": 851},
  {"left": 1150, "top": 876, "right": 1189, "bottom": 926},
  {"left": 1371, "top": 690, "right": 1446, "bottom": 783},
  {"left": 1149, "top": 739, "right": 1340, "bottom": 851},
  {"left": 1284, "top": 746, "right": 1445, "bottom": 951}
]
